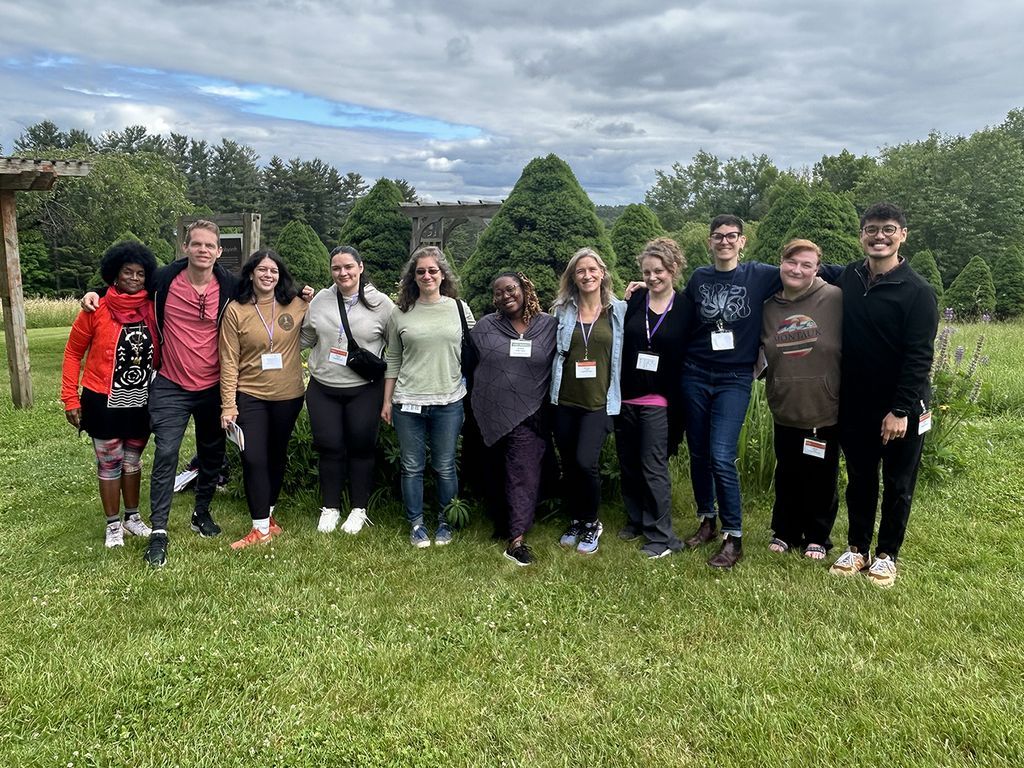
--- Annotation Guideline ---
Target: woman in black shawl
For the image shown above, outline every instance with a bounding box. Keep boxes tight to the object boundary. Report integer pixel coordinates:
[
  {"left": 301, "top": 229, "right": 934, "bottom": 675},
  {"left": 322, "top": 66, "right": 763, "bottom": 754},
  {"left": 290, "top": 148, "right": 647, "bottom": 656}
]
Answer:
[{"left": 469, "top": 272, "right": 557, "bottom": 566}]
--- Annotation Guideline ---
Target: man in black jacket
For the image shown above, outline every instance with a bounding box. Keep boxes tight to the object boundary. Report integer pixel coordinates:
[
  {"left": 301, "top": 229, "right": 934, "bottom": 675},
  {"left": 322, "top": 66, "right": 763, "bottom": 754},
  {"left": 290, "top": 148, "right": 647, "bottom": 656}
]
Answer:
[{"left": 829, "top": 202, "right": 938, "bottom": 587}]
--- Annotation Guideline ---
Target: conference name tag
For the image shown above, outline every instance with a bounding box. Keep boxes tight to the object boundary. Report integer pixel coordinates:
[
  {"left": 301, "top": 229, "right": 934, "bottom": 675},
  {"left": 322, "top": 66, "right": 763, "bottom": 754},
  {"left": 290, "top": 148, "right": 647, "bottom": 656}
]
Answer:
[
  {"left": 918, "top": 411, "right": 932, "bottom": 434},
  {"left": 261, "top": 353, "right": 283, "bottom": 370},
  {"left": 711, "top": 330, "right": 735, "bottom": 351},
  {"left": 328, "top": 347, "right": 349, "bottom": 366},
  {"left": 402, "top": 403, "right": 422, "bottom": 414},
  {"left": 636, "top": 352, "right": 660, "bottom": 372},
  {"left": 575, "top": 361, "right": 597, "bottom": 379},
  {"left": 802, "top": 438, "right": 827, "bottom": 459},
  {"left": 509, "top": 339, "right": 532, "bottom": 358}
]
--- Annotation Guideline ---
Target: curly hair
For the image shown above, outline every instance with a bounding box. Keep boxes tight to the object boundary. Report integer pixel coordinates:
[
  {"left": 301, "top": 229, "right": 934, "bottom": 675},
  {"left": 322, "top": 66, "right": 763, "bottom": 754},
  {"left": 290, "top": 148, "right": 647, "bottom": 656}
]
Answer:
[
  {"left": 492, "top": 271, "right": 543, "bottom": 325},
  {"left": 236, "top": 249, "right": 298, "bottom": 304},
  {"left": 100, "top": 241, "right": 158, "bottom": 289},
  {"left": 396, "top": 246, "right": 459, "bottom": 312},
  {"left": 637, "top": 237, "right": 686, "bottom": 282},
  {"left": 551, "top": 247, "right": 614, "bottom": 311}
]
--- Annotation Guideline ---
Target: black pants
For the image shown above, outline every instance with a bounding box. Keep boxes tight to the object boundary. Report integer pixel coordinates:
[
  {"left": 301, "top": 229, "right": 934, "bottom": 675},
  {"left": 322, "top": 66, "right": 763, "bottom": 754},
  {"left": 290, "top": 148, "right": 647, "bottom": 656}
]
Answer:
[
  {"left": 236, "top": 393, "right": 304, "bottom": 521},
  {"left": 615, "top": 404, "right": 681, "bottom": 552},
  {"left": 840, "top": 421, "right": 925, "bottom": 559},
  {"left": 482, "top": 413, "right": 549, "bottom": 540},
  {"left": 148, "top": 375, "right": 224, "bottom": 532},
  {"left": 771, "top": 423, "right": 839, "bottom": 550},
  {"left": 305, "top": 377, "right": 383, "bottom": 510},
  {"left": 553, "top": 405, "right": 611, "bottom": 524}
]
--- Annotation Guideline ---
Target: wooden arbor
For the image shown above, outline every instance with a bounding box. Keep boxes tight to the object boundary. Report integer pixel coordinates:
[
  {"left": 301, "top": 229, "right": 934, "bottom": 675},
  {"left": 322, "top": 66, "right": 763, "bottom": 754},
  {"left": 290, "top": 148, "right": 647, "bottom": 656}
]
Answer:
[
  {"left": 399, "top": 200, "right": 502, "bottom": 253},
  {"left": 1, "top": 157, "right": 92, "bottom": 408},
  {"left": 176, "top": 213, "right": 261, "bottom": 273}
]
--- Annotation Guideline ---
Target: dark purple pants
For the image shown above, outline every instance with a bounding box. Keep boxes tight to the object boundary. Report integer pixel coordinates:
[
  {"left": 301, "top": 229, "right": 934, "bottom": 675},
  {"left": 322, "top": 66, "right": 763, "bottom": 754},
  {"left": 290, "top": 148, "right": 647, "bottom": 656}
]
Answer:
[{"left": 483, "top": 415, "right": 548, "bottom": 540}]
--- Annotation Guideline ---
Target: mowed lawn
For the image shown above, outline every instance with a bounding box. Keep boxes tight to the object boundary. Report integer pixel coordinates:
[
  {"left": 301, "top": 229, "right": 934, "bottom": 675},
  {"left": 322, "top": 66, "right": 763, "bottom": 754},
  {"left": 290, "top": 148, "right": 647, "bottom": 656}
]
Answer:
[{"left": 0, "top": 324, "right": 1022, "bottom": 767}]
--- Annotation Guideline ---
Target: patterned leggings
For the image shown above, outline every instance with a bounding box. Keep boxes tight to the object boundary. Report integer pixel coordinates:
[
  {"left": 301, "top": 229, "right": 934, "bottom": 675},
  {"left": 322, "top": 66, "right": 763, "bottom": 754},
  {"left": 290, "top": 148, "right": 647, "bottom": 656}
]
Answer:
[{"left": 93, "top": 437, "right": 148, "bottom": 480}]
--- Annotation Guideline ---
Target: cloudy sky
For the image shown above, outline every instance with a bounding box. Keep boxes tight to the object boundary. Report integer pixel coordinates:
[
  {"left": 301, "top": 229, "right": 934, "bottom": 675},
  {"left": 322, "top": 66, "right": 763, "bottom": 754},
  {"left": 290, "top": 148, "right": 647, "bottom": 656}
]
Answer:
[{"left": 2, "top": 0, "right": 1022, "bottom": 204}]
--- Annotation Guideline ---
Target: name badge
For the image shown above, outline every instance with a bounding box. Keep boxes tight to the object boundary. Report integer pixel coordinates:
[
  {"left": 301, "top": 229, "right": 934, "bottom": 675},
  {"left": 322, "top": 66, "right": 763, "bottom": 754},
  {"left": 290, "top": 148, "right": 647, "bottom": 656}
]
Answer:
[
  {"left": 509, "top": 339, "right": 532, "bottom": 358},
  {"left": 328, "top": 347, "right": 349, "bottom": 366},
  {"left": 802, "top": 438, "right": 827, "bottom": 459},
  {"left": 261, "top": 353, "right": 283, "bottom": 370},
  {"left": 401, "top": 403, "right": 422, "bottom": 414},
  {"left": 711, "top": 330, "right": 735, "bottom": 351},
  {"left": 636, "top": 352, "right": 660, "bottom": 372},
  {"left": 575, "top": 361, "right": 597, "bottom": 379},
  {"left": 918, "top": 411, "right": 932, "bottom": 434}
]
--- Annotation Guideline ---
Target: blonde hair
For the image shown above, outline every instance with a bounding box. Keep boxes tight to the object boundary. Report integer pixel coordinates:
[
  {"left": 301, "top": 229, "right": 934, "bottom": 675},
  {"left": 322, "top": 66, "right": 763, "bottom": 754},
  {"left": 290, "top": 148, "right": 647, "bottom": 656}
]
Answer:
[
  {"left": 780, "top": 238, "right": 822, "bottom": 264},
  {"left": 552, "top": 247, "right": 613, "bottom": 310},
  {"left": 638, "top": 237, "right": 686, "bottom": 283}
]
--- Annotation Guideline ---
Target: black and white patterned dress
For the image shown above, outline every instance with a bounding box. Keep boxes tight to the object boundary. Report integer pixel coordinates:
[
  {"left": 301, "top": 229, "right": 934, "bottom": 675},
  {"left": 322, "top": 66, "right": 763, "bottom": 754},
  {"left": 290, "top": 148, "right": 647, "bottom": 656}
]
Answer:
[{"left": 80, "top": 322, "right": 155, "bottom": 440}]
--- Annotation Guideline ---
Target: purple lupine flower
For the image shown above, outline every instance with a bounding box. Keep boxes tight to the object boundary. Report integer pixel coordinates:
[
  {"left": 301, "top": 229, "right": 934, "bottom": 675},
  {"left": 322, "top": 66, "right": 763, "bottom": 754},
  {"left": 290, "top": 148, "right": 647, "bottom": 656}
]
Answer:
[
  {"left": 982, "top": 313, "right": 991, "bottom": 323},
  {"left": 944, "top": 307, "right": 955, "bottom": 322},
  {"left": 980, "top": 355, "right": 990, "bottom": 366},
  {"left": 954, "top": 346, "right": 965, "bottom": 365}
]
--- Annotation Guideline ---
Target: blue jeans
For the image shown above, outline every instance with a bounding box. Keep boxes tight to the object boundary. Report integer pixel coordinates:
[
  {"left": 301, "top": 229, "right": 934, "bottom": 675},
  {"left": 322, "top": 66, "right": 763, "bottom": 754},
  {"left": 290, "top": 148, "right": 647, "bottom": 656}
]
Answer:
[
  {"left": 681, "top": 363, "right": 753, "bottom": 537},
  {"left": 392, "top": 400, "right": 464, "bottom": 527}
]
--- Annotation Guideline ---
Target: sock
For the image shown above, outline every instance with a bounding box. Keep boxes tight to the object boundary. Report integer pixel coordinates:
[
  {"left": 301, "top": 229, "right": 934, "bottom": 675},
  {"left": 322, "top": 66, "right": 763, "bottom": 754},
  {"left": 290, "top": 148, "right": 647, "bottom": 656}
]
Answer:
[
  {"left": 124, "top": 507, "right": 140, "bottom": 521},
  {"left": 253, "top": 518, "right": 271, "bottom": 535},
  {"left": 106, "top": 514, "right": 120, "bottom": 525}
]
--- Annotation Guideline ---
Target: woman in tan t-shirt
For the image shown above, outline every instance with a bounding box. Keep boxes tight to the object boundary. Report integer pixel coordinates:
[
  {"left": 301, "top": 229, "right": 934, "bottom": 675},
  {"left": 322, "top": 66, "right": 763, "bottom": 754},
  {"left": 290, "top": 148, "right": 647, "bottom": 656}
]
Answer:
[{"left": 219, "top": 249, "right": 309, "bottom": 550}]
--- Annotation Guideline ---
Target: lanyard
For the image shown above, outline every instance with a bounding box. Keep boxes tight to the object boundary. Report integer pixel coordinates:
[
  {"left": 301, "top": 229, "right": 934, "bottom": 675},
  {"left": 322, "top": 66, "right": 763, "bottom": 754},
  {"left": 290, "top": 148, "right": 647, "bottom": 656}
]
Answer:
[
  {"left": 645, "top": 292, "right": 674, "bottom": 348},
  {"left": 578, "top": 311, "right": 599, "bottom": 360},
  {"left": 253, "top": 299, "right": 277, "bottom": 352}
]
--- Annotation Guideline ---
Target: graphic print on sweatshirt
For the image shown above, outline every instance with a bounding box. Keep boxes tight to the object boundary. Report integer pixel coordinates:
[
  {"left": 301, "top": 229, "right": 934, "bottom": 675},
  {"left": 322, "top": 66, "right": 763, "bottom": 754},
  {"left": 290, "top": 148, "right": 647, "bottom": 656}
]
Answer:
[
  {"left": 773, "top": 314, "right": 820, "bottom": 358},
  {"left": 698, "top": 282, "right": 750, "bottom": 324}
]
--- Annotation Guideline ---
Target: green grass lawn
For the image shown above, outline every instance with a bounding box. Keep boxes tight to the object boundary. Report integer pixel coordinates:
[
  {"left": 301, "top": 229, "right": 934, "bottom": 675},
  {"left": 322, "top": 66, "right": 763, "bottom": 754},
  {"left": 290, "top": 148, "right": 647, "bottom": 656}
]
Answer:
[{"left": 1, "top": 325, "right": 1022, "bottom": 767}]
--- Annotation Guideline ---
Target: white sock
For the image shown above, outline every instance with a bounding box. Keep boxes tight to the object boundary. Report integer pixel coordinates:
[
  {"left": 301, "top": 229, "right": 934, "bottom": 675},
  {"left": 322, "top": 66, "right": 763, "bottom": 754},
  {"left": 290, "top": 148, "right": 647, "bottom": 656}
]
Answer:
[{"left": 254, "top": 518, "right": 271, "bottom": 535}]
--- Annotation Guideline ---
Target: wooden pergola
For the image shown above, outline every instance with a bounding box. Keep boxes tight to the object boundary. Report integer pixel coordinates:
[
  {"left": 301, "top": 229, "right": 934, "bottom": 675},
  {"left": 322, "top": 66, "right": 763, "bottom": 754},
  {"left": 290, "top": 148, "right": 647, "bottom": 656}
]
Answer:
[
  {"left": 399, "top": 200, "right": 502, "bottom": 253},
  {"left": 1, "top": 157, "right": 92, "bottom": 408}
]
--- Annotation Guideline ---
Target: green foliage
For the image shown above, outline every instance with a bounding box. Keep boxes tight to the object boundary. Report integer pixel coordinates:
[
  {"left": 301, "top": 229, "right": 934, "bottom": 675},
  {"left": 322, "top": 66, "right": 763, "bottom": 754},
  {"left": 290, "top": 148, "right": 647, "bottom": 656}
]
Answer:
[
  {"left": 783, "top": 190, "right": 862, "bottom": 264},
  {"left": 337, "top": 178, "right": 411, "bottom": 295},
  {"left": 461, "top": 154, "right": 615, "bottom": 315},
  {"left": 992, "top": 247, "right": 1024, "bottom": 319},
  {"left": 737, "top": 381, "right": 775, "bottom": 496},
  {"left": 910, "top": 249, "right": 944, "bottom": 304},
  {"left": 150, "top": 238, "right": 176, "bottom": 265},
  {"left": 813, "top": 149, "right": 877, "bottom": 194},
  {"left": 946, "top": 255, "right": 996, "bottom": 320},
  {"left": 748, "top": 180, "right": 811, "bottom": 263},
  {"left": 16, "top": 230, "right": 53, "bottom": 297},
  {"left": 274, "top": 220, "right": 330, "bottom": 289},
  {"left": 671, "top": 221, "right": 712, "bottom": 282},
  {"left": 609, "top": 204, "right": 665, "bottom": 283}
]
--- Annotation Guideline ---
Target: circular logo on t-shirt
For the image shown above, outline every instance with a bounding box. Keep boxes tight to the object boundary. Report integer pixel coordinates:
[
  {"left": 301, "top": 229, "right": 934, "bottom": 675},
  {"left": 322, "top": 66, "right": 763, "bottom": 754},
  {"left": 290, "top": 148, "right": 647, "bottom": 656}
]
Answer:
[
  {"left": 774, "top": 314, "right": 820, "bottom": 357},
  {"left": 278, "top": 314, "right": 295, "bottom": 331}
]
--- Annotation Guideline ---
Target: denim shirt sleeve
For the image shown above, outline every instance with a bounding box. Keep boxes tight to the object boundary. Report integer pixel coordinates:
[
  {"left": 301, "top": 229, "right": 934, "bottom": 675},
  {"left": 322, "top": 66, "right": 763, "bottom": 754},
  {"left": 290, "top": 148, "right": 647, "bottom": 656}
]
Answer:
[{"left": 549, "top": 305, "right": 575, "bottom": 406}]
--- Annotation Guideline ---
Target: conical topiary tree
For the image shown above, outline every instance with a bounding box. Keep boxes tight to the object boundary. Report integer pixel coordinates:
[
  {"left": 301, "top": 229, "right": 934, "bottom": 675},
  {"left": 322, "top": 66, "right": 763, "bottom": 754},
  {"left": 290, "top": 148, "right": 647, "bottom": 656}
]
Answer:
[
  {"left": 461, "top": 154, "right": 616, "bottom": 315},
  {"left": 945, "top": 255, "right": 996, "bottom": 320},
  {"left": 609, "top": 204, "right": 664, "bottom": 284},
  {"left": 336, "top": 178, "right": 411, "bottom": 295},
  {"left": 992, "top": 246, "right": 1024, "bottom": 319},
  {"left": 274, "top": 219, "right": 329, "bottom": 291},
  {"left": 748, "top": 182, "right": 811, "bottom": 263},
  {"left": 910, "top": 249, "right": 943, "bottom": 305},
  {"left": 782, "top": 190, "right": 862, "bottom": 264},
  {"left": 671, "top": 221, "right": 712, "bottom": 282}
]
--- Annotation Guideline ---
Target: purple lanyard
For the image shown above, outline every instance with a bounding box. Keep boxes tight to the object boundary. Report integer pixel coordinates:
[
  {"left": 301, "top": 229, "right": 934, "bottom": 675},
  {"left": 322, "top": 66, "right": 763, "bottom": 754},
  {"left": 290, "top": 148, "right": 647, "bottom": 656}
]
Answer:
[
  {"left": 645, "top": 292, "right": 674, "bottom": 348},
  {"left": 253, "top": 299, "right": 276, "bottom": 352}
]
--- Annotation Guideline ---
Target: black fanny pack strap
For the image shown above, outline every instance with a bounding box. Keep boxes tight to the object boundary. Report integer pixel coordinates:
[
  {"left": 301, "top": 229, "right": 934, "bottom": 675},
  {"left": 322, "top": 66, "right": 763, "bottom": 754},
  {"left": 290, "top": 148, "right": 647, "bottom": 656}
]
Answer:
[{"left": 335, "top": 289, "right": 363, "bottom": 352}]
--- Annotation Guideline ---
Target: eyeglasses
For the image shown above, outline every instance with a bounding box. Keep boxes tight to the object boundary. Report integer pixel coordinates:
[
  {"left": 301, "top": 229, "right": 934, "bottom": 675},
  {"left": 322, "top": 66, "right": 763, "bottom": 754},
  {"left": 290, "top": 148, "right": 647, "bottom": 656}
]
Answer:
[
  {"left": 415, "top": 267, "right": 441, "bottom": 276},
  {"left": 493, "top": 285, "right": 519, "bottom": 299},
  {"left": 710, "top": 232, "right": 741, "bottom": 243},
  {"left": 861, "top": 224, "right": 902, "bottom": 236}
]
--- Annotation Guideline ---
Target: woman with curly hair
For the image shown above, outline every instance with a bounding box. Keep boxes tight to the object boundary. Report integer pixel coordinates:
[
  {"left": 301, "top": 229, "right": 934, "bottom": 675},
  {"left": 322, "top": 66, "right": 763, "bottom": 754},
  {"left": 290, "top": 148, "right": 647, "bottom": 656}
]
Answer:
[
  {"left": 219, "top": 249, "right": 308, "bottom": 549},
  {"left": 470, "top": 272, "right": 557, "bottom": 565},
  {"left": 383, "top": 246, "right": 475, "bottom": 548},
  {"left": 61, "top": 241, "right": 160, "bottom": 548}
]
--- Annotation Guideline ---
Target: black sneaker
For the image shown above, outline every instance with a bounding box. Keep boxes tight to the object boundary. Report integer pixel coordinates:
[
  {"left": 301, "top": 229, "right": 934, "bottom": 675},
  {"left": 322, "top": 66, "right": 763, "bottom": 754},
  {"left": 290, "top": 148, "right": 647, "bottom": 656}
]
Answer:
[
  {"left": 143, "top": 533, "right": 168, "bottom": 567},
  {"left": 504, "top": 542, "right": 536, "bottom": 567},
  {"left": 190, "top": 511, "right": 222, "bottom": 538}
]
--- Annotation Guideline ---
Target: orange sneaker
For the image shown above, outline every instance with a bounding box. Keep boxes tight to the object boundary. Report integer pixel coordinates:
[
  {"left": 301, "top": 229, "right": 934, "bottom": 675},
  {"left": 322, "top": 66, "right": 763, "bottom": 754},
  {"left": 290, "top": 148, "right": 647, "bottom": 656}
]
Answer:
[
  {"left": 230, "top": 528, "right": 273, "bottom": 550},
  {"left": 269, "top": 517, "right": 283, "bottom": 536}
]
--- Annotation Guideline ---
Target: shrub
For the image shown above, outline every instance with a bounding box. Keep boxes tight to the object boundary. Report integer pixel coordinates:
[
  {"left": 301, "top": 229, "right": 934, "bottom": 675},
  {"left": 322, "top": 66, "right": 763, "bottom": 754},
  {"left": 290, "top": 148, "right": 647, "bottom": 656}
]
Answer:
[
  {"left": 609, "top": 204, "right": 664, "bottom": 284},
  {"left": 336, "top": 178, "right": 412, "bottom": 296},
  {"left": 748, "top": 181, "right": 810, "bottom": 263},
  {"left": 783, "top": 190, "right": 862, "bottom": 264},
  {"left": 910, "top": 249, "right": 944, "bottom": 305},
  {"left": 274, "top": 220, "right": 330, "bottom": 290},
  {"left": 992, "top": 246, "right": 1024, "bottom": 319},
  {"left": 945, "top": 255, "right": 996, "bottom": 320}
]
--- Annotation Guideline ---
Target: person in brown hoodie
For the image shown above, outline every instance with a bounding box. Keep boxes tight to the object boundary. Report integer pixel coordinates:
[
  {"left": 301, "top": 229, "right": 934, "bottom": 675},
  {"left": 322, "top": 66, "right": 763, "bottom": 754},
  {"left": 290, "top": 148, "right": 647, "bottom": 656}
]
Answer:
[{"left": 760, "top": 239, "right": 842, "bottom": 559}]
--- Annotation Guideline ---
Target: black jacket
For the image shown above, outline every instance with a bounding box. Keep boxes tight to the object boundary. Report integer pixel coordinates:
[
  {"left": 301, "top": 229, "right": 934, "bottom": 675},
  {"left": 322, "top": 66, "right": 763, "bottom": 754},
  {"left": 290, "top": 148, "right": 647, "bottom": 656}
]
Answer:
[{"left": 838, "top": 259, "right": 938, "bottom": 428}]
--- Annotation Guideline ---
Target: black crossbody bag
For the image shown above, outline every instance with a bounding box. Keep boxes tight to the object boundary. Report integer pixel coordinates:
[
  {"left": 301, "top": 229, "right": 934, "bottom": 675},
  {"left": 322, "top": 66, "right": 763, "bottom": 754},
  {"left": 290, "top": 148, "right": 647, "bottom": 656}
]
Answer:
[
  {"left": 455, "top": 299, "right": 479, "bottom": 385},
  {"left": 336, "top": 290, "right": 387, "bottom": 383}
]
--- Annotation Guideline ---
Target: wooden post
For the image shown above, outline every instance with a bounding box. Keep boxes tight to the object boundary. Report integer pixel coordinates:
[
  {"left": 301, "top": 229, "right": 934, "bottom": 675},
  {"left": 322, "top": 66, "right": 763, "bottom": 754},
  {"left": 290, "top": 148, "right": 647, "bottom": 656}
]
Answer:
[
  {"left": 0, "top": 190, "right": 33, "bottom": 408},
  {"left": 242, "top": 213, "right": 261, "bottom": 259}
]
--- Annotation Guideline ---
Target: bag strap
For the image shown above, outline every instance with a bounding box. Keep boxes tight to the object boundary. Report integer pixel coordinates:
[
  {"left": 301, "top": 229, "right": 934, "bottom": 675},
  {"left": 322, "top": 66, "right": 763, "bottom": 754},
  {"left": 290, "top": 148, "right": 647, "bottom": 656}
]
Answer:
[
  {"left": 455, "top": 298, "right": 470, "bottom": 341},
  {"left": 335, "top": 289, "right": 363, "bottom": 352}
]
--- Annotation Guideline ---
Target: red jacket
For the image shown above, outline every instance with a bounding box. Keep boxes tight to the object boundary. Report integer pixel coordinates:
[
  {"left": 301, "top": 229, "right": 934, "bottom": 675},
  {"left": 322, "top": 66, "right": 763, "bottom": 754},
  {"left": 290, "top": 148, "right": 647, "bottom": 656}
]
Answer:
[{"left": 61, "top": 300, "right": 159, "bottom": 411}]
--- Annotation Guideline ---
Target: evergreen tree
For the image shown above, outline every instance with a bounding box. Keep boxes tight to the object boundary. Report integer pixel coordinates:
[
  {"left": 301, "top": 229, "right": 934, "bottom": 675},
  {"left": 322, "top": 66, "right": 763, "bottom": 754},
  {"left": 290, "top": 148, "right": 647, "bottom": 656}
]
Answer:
[
  {"left": 945, "top": 255, "right": 996, "bottom": 319},
  {"left": 209, "top": 139, "right": 261, "bottom": 213},
  {"left": 336, "top": 178, "right": 411, "bottom": 295},
  {"left": 992, "top": 246, "right": 1024, "bottom": 318},
  {"left": 783, "top": 190, "right": 862, "bottom": 264},
  {"left": 273, "top": 220, "right": 330, "bottom": 291},
  {"left": 17, "top": 230, "right": 52, "bottom": 296},
  {"left": 748, "top": 181, "right": 811, "bottom": 263},
  {"left": 910, "top": 249, "right": 944, "bottom": 305},
  {"left": 671, "top": 221, "right": 712, "bottom": 282},
  {"left": 461, "top": 154, "right": 616, "bottom": 315},
  {"left": 609, "top": 204, "right": 664, "bottom": 283}
]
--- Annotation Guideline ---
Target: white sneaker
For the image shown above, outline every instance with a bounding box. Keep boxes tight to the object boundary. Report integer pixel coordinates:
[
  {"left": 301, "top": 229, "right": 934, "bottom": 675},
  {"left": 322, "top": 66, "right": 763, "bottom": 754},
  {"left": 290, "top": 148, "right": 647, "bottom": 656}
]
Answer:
[
  {"left": 829, "top": 547, "right": 868, "bottom": 577},
  {"left": 867, "top": 554, "right": 898, "bottom": 588},
  {"left": 105, "top": 521, "right": 125, "bottom": 548},
  {"left": 123, "top": 515, "right": 152, "bottom": 538},
  {"left": 341, "top": 508, "right": 372, "bottom": 534},
  {"left": 317, "top": 507, "right": 341, "bottom": 533}
]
